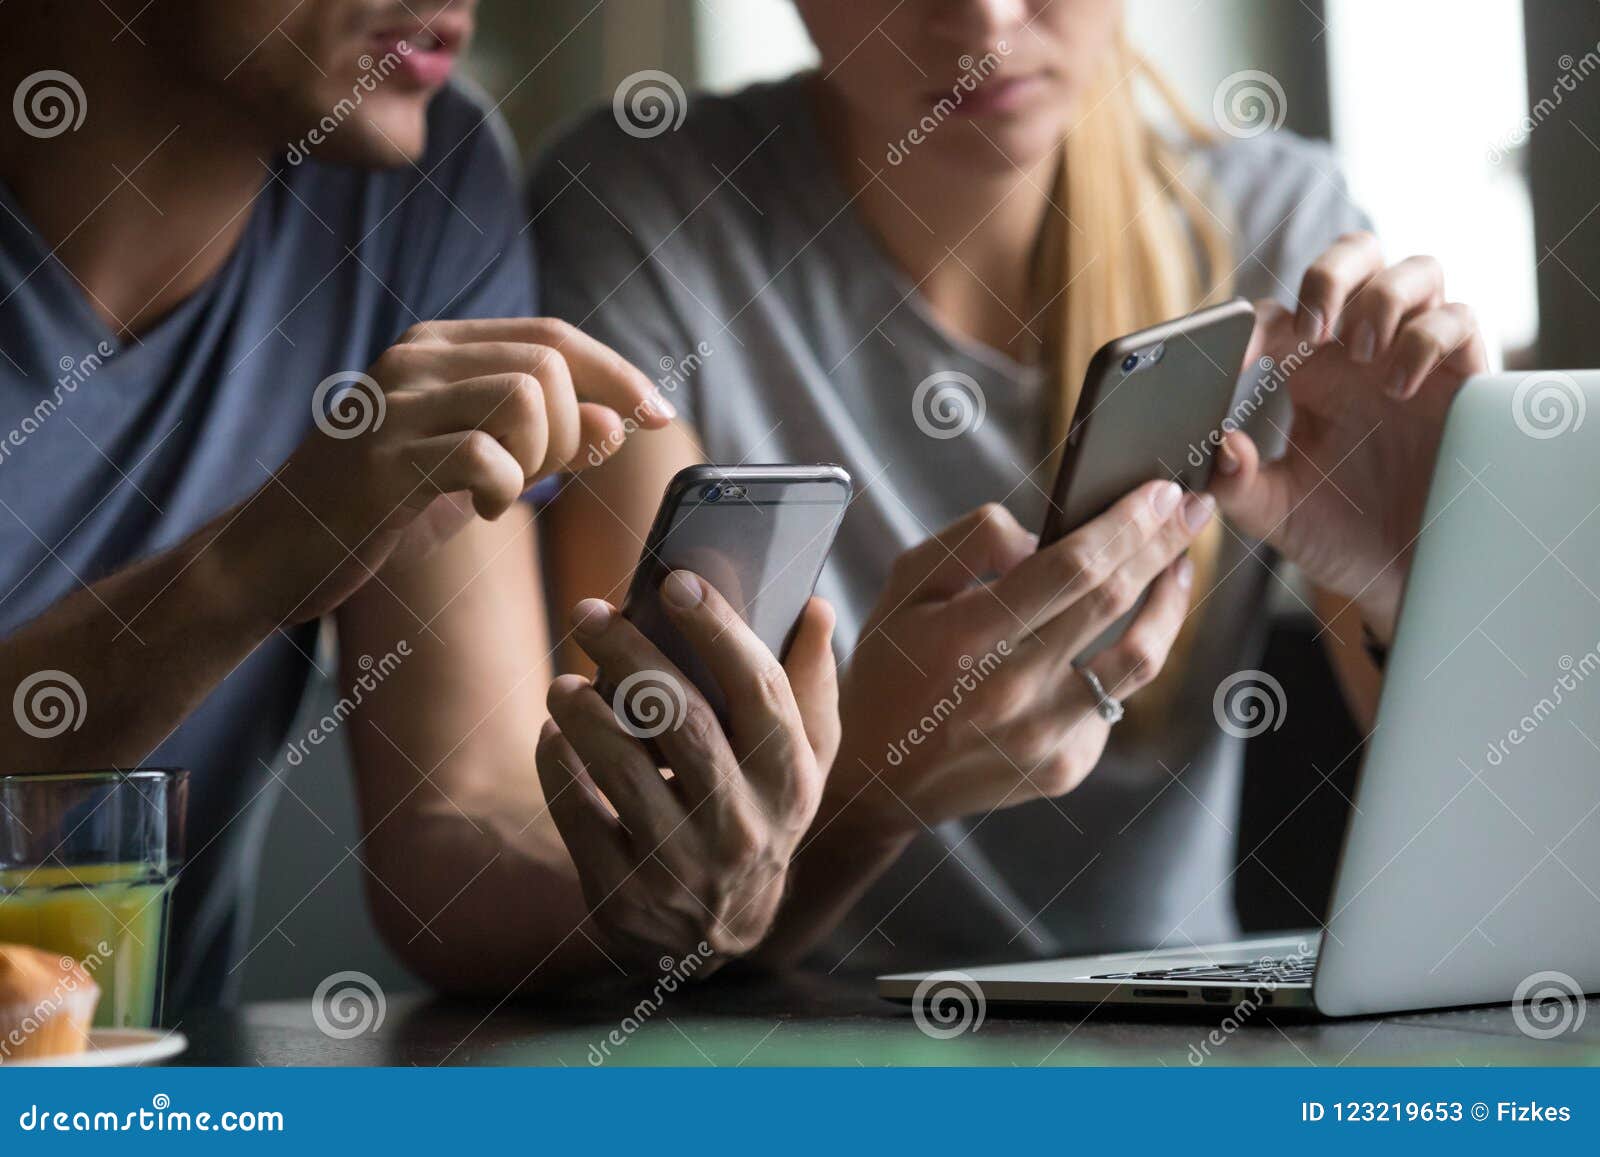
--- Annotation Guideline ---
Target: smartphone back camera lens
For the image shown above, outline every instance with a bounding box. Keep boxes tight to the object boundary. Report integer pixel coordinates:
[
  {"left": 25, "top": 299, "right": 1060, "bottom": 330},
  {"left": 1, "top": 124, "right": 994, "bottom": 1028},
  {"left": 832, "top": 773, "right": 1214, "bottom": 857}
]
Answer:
[
  {"left": 1121, "top": 353, "right": 1140, "bottom": 374},
  {"left": 703, "top": 483, "right": 724, "bottom": 502}
]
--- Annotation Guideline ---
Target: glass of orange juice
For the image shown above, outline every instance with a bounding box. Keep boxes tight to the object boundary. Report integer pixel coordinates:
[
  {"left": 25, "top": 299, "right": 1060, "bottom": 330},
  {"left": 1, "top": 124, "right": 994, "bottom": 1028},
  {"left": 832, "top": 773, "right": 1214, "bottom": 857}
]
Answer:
[{"left": 0, "top": 769, "right": 188, "bottom": 1028}]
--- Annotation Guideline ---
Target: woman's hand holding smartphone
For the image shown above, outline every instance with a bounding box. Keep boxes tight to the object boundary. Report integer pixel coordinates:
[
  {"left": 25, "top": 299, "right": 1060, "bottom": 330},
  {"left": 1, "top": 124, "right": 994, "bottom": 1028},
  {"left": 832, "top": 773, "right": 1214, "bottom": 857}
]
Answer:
[{"left": 821, "top": 484, "right": 1214, "bottom": 840}]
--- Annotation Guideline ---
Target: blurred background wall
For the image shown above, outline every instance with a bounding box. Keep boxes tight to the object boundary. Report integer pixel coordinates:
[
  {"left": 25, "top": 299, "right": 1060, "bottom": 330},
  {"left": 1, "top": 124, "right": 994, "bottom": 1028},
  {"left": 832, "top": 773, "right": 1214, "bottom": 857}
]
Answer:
[{"left": 240, "top": 0, "right": 1592, "bottom": 1001}]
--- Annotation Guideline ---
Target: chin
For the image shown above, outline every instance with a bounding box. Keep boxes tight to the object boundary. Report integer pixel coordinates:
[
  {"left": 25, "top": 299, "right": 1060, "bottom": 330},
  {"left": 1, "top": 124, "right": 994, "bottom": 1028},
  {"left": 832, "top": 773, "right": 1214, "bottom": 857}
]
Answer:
[
  {"left": 314, "top": 108, "right": 431, "bottom": 167},
  {"left": 926, "top": 119, "right": 1065, "bottom": 176}
]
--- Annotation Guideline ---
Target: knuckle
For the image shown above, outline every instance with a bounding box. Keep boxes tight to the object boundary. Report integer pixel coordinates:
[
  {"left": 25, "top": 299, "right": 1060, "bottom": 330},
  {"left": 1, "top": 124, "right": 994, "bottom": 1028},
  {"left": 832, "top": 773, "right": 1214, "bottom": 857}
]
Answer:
[
  {"left": 545, "top": 675, "right": 589, "bottom": 722},
  {"left": 527, "top": 343, "right": 570, "bottom": 384},
  {"left": 1300, "top": 264, "right": 1337, "bottom": 302},
  {"left": 715, "top": 807, "right": 766, "bottom": 866},
  {"left": 751, "top": 659, "right": 792, "bottom": 714},
  {"left": 1058, "top": 543, "right": 1103, "bottom": 591},
  {"left": 974, "top": 502, "right": 1019, "bottom": 546},
  {"left": 674, "top": 703, "right": 725, "bottom": 761},
  {"left": 1117, "top": 633, "right": 1163, "bottom": 687},
  {"left": 1008, "top": 716, "right": 1059, "bottom": 770},
  {"left": 370, "top": 344, "right": 417, "bottom": 382},
  {"left": 1037, "top": 751, "right": 1086, "bottom": 797},
  {"left": 458, "top": 429, "right": 503, "bottom": 473},
  {"left": 1405, "top": 253, "right": 1443, "bottom": 282},
  {"left": 506, "top": 372, "right": 544, "bottom": 420},
  {"left": 1338, "top": 229, "right": 1380, "bottom": 254},
  {"left": 1398, "top": 325, "right": 1443, "bottom": 363},
  {"left": 530, "top": 317, "right": 576, "bottom": 346},
  {"left": 399, "top": 321, "right": 442, "bottom": 346},
  {"left": 1369, "top": 282, "right": 1405, "bottom": 319},
  {"left": 1093, "top": 569, "right": 1141, "bottom": 619}
]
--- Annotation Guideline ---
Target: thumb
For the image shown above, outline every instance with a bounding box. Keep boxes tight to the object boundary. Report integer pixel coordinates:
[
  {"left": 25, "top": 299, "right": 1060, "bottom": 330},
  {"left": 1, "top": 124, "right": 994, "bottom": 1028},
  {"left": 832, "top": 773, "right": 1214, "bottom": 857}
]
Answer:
[
  {"left": 1209, "top": 430, "right": 1296, "bottom": 544},
  {"left": 784, "top": 597, "right": 841, "bottom": 771}
]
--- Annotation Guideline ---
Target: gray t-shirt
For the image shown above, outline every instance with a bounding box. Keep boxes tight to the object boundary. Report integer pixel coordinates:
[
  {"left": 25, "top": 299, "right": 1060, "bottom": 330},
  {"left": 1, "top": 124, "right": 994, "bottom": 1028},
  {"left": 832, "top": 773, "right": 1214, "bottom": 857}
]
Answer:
[
  {"left": 0, "top": 83, "right": 534, "bottom": 1009},
  {"left": 531, "top": 75, "right": 1369, "bottom": 971}
]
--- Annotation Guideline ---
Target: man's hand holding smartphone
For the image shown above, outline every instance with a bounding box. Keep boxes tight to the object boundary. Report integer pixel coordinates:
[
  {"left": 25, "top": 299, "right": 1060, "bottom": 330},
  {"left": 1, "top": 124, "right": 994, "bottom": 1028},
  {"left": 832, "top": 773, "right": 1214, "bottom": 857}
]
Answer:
[{"left": 536, "top": 574, "right": 839, "bottom": 972}]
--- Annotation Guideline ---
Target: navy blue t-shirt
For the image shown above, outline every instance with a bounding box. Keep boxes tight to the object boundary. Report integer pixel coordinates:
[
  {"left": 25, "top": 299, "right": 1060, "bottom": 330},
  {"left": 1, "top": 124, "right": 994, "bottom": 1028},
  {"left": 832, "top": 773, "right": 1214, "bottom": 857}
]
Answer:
[{"left": 0, "top": 83, "right": 535, "bottom": 1011}]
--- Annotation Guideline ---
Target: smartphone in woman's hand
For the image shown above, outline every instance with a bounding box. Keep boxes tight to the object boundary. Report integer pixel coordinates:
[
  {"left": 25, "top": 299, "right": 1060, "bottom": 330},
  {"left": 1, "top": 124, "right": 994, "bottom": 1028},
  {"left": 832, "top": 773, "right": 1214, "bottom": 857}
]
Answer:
[{"left": 1040, "top": 299, "right": 1256, "bottom": 652}]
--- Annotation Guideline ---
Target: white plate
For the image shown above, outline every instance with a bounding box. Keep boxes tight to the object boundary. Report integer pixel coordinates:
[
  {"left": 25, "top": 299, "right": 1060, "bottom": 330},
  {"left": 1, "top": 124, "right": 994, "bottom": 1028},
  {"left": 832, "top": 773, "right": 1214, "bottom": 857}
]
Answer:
[{"left": 3, "top": 1028, "right": 187, "bottom": 1068}]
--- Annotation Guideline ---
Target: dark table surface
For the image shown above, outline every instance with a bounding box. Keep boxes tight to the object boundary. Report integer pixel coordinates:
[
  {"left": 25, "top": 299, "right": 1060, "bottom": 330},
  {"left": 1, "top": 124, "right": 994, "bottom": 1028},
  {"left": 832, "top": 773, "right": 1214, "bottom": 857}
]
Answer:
[{"left": 169, "top": 972, "right": 1600, "bottom": 1067}]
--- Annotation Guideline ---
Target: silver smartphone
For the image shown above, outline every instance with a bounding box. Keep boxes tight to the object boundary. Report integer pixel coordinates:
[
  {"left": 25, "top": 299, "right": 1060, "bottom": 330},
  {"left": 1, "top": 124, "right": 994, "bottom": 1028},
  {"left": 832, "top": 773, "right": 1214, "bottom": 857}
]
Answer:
[
  {"left": 603, "top": 464, "right": 852, "bottom": 734},
  {"left": 1039, "top": 299, "right": 1257, "bottom": 651}
]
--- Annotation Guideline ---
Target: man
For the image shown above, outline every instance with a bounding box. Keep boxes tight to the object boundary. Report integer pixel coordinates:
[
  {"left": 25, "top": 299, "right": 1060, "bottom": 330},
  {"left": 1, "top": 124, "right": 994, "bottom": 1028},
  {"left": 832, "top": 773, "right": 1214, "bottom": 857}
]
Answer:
[{"left": 0, "top": 0, "right": 837, "bottom": 1010}]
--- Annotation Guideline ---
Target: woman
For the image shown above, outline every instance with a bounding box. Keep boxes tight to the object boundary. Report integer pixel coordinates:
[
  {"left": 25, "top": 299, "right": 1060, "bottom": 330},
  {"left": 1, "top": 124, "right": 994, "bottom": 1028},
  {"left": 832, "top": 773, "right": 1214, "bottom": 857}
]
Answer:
[{"left": 531, "top": 0, "right": 1486, "bottom": 970}]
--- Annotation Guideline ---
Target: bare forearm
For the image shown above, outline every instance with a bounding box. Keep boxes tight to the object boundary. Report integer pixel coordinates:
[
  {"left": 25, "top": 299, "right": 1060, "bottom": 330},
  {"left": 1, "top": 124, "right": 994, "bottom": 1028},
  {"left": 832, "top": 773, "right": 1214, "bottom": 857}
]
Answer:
[
  {"left": 0, "top": 515, "right": 269, "bottom": 769},
  {"left": 360, "top": 810, "right": 623, "bottom": 995},
  {"left": 753, "top": 794, "right": 912, "bottom": 969}
]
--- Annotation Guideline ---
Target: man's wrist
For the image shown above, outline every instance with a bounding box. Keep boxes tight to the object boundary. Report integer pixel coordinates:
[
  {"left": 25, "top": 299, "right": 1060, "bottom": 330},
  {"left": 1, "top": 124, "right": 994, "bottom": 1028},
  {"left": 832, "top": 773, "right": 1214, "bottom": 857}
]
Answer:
[{"left": 811, "top": 770, "right": 919, "bottom": 854}]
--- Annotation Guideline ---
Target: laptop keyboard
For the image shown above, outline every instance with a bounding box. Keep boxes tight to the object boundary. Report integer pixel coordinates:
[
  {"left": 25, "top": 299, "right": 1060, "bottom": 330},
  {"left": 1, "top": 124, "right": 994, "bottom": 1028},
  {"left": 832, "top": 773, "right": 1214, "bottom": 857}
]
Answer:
[{"left": 1090, "top": 953, "right": 1317, "bottom": 986}]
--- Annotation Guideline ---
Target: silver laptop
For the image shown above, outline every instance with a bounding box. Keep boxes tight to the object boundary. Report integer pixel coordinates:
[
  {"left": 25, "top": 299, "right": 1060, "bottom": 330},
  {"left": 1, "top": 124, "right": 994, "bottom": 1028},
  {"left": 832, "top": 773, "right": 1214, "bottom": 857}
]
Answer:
[{"left": 881, "top": 371, "right": 1600, "bottom": 1018}]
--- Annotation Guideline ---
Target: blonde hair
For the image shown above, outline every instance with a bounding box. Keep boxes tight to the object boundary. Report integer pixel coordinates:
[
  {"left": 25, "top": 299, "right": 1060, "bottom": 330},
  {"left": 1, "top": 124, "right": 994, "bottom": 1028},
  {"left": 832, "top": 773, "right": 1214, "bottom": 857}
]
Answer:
[{"left": 1033, "top": 38, "right": 1233, "bottom": 730}]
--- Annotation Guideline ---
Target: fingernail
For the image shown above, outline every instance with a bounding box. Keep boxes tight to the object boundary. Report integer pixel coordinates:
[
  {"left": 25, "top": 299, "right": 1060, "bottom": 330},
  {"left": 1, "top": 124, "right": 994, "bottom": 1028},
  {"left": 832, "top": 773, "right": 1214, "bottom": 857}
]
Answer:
[
  {"left": 1387, "top": 367, "right": 1409, "bottom": 398},
  {"left": 572, "top": 599, "right": 614, "bottom": 637},
  {"left": 1151, "top": 481, "right": 1182, "bottom": 519},
  {"left": 1176, "top": 556, "right": 1195, "bottom": 591},
  {"left": 662, "top": 570, "right": 704, "bottom": 610},
  {"left": 1351, "top": 323, "right": 1375, "bottom": 364},
  {"left": 648, "top": 391, "right": 676, "bottom": 420},
  {"left": 1183, "top": 493, "right": 1216, "bottom": 533},
  {"left": 1297, "top": 307, "right": 1322, "bottom": 343},
  {"left": 1217, "top": 441, "right": 1241, "bottom": 476}
]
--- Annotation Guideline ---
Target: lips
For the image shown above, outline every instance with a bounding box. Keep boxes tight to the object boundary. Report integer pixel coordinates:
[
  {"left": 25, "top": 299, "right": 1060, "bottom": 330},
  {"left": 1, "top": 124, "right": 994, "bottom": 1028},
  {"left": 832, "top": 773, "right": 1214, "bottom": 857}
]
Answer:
[
  {"left": 928, "top": 73, "right": 1048, "bottom": 119},
  {"left": 368, "top": 8, "right": 471, "bottom": 89}
]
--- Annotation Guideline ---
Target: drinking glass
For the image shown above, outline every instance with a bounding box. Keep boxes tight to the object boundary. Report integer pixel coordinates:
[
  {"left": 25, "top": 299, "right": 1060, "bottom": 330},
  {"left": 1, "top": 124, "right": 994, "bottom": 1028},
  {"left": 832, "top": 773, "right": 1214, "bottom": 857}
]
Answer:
[{"left": 0, "top": 768, "right": 188, "bottom": 1028}]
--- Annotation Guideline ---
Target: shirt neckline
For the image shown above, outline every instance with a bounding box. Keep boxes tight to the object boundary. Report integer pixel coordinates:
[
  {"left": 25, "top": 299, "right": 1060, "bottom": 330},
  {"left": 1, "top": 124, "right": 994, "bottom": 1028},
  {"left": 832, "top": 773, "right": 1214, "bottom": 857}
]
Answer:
[
  {"left": 0, "top": 173, "right": 269, "bottom": 367},
  {"left": 776, "top": 72, "right": 1045, "bottom": 390}
]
